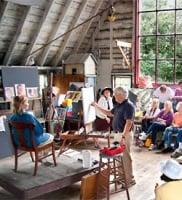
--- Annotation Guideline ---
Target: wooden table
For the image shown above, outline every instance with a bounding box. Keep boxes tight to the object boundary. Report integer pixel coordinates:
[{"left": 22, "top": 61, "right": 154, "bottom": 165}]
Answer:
[{"left": 58, "top": 132, "right": 112, "bottom": 155}]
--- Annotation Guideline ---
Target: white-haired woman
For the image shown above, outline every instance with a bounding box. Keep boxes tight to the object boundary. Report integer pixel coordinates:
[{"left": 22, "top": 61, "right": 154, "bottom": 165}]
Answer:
[
  {"left": 160, "top": 102, "right": 182, "bottom": 153},
  {"left": 143, "top": 100, "right": 173, "bottom": 150},
  {"left": 141, "top": 98, "right": 160, "bottom": 133}
]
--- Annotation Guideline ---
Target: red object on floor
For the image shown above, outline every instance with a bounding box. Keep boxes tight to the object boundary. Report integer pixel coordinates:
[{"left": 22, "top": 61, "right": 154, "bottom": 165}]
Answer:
[{"left": 100, "top": 145, "right": 126, "bottom": 156}]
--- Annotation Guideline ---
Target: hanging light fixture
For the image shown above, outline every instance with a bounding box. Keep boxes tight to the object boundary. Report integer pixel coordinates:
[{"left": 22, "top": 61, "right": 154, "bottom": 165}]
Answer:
[{"left": 107, "top": 6, "right": 116, "bottom": 22}]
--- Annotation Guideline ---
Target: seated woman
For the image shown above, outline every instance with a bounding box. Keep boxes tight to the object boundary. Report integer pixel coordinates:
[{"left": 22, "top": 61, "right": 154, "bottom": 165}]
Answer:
[
  {"left": 142, "top": 100, "right": 173, "bottom": 150},
  {"left": 160, "top": 102, "right": 182, "bottom": 153},
  {"left": 141, "top": 98, "right": 160, "bottom": 133},
  {"left": 155, "top": 159, "right": 182, "bottom": 200},
  {"left": 10, "top": 96, "right": 53, "bottom": 147}
]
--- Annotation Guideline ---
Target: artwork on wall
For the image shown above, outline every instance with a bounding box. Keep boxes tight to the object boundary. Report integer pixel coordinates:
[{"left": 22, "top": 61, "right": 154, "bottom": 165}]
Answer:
[
  {"left": 26, "top": 87, "right": 38, "bottom": 98},
  {"left": 81, "top": 87, "right": 96, "bottom": 125},
  {"left": 65, "top": 91, "right": 82, "bottom": 102},
  {"left": 14, "top": 83, "right": 26, "bottom": 96},
  {"left": 4, "top": 87, "right": 15, "bottom": 101}
]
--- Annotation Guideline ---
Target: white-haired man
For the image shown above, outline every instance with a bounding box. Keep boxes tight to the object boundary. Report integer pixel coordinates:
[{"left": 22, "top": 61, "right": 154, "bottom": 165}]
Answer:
[{"left": 92, "top": 86, "right": 135, "bottom": 188}]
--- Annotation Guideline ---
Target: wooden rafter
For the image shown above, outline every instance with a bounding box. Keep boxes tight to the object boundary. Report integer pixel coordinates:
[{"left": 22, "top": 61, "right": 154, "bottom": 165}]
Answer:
[
  {"left": 0, "top": 1, "right": 8, "bottom": 24},
  {"left": 74, "top": 0, "right": 104, "bottom": 53},
  {"left": 85, "top": 8, "right": 109, "bottom": 52},
  {"left": 3, "top": 6, "right": 31, "bottom": 66},
  {"left": 4, "top": 0, "right": 46, "bottom": 6},
  {"left": 51, "top": 0, "right": 88, "bottom": 66},
  {"left": 22, "top": 0, "right": 55, "bottom": 65},
  {"left": 37, "top": 0, "right": 72, "bottom": 66}
]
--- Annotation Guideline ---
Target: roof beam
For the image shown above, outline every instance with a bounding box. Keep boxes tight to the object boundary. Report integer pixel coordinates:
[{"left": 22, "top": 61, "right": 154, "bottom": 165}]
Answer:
[
  {"left": 74, "top": 0, "right": 104, "bottom": 53},
  {"left": 37, "top": 0, "right": 72, "bottom": 66},
  {"left": 0, "top": 1, "right": 8, "bottom": 24},
  {"left": 85, "top": 8, "right": 109, "bottom": 52},
  {"left": 51, "top": 0, "right": 88, "bottom": 66},
  {"left": 22, "top": 0, "right": 55, "bottom": 65},
  {"left": 3, "top": 6, "right": 31, "bottom": 65}
]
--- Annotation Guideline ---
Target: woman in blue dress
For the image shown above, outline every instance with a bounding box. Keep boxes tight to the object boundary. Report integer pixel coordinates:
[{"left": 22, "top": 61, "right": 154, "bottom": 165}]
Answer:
[{"left": 10, "top": 96, "right": 53, "bottom": 147}]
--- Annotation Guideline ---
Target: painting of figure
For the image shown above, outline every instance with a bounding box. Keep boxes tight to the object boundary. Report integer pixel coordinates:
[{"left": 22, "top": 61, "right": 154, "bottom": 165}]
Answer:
[
  {"left": 26, "top": 87, "right": 39, "bottom": 98},
  {"left": 4, "top": 87, "right": 15, "bottom": 101},
  {"left": 15, "top": 84, "right": 26, "bottom": 96}
]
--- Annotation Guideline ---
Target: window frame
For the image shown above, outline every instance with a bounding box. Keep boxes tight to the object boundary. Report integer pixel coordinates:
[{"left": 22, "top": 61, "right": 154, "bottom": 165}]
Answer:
[{"left": 134, "top": 0, "right": 182, "bottom": 86}]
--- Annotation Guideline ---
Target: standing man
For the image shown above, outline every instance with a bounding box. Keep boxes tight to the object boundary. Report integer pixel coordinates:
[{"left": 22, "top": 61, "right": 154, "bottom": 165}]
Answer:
[{"left": 92, "top": 87, "right": 135, "bottom": 187}]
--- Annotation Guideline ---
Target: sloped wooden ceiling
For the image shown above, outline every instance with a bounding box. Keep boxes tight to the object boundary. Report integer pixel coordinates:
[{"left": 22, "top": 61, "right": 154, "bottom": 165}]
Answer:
[{"left": 0, "top": 0, "right": 133, "bottom": 68}]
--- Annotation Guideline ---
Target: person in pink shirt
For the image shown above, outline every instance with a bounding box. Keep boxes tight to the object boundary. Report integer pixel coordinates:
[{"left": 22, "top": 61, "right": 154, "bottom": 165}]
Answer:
[{"left": 161, "top": 102, "right": 182, "bottom": 153}]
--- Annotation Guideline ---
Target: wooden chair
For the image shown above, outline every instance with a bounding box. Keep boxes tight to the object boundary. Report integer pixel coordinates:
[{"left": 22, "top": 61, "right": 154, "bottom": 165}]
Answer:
[{"left": 9, "top": 121, "right": 57, "bottom": 176}]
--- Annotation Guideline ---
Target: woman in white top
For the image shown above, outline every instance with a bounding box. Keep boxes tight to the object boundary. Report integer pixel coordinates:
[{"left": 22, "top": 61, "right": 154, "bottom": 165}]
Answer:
[
  {"left": 94, "top": 87, "right": 113, "bottom": 148},
  {"left": 141, "top": 98, "right": 160, "bottom": 133}
]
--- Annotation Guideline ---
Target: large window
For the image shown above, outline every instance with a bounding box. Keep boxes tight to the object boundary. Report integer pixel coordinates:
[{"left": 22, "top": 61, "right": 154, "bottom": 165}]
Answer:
[{"left": 138, "top": 0, "right": 182, "bottom": 84}]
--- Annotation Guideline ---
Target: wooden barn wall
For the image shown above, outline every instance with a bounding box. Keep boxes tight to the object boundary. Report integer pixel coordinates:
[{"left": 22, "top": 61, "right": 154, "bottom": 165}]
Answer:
[
  {"left": 92, "top": 0, "right": 133, "bottom": 89},
  {"left": 53, "top": 74, "right": 84, "bottom": 94}
]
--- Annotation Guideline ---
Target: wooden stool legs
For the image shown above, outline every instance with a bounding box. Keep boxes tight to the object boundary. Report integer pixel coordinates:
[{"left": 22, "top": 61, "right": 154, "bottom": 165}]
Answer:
[{"left": 97, "top": 153, "right": 130, "bottom": 200}]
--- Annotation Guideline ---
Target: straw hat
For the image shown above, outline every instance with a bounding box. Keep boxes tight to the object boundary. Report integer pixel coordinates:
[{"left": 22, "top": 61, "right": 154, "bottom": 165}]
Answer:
[
  {"left": 101, "top": 87, "right": 113, "bottom": 96},
  {"left": 160, "top": 159, "right": 182, "bottom": 180}
]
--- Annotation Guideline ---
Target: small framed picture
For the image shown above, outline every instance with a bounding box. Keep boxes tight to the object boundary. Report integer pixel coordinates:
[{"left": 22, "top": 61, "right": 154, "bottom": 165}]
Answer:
[
  {"left": 50, "top": 120, "right": 65, "bottom": 135},
  {"left": 54, "top": 107, "right": 67, "bottom": 120},
  {"left": 26, "top": 87, "right": 38, "bottom": 98},
  {"left": 14, "top": 84, "right": 26, "bottom": 96},
  {"left": 4, "top": 87, "right": 15, "bottom": 101}
]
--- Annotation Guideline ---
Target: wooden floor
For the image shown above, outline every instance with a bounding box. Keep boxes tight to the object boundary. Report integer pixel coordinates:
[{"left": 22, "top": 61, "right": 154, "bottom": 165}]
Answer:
[{"left": 0, "top": 139, "right": 171, "bottom": 200}]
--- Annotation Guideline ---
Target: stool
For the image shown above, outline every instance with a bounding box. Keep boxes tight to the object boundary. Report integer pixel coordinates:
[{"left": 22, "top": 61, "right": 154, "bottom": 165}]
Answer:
[{"left": 97, "top": 153, "right": 130, "bottom": 200}]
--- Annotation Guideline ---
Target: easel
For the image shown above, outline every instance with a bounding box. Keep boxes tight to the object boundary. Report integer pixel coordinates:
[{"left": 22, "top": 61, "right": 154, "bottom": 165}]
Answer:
[{"left": 45, "top": 73, "right": 56, "bottom": 132}]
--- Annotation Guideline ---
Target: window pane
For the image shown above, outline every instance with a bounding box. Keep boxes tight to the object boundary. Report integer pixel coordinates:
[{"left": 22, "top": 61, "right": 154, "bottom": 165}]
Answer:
[
  {"left": 177, "top": 0, "right": 182, "bottom": 8},
  {"left": 176, "top": 62, "right": 182, "bottom": 82},
  {"left": 140, "top": 0, "right": 156, "bottom": 11},
  {"left": 140, "top": 37, "right": 156, "bottom": 59},
  {"left": 140, "top": 12, "right": 156, "bottom": 35},
  {"left": 140, "top": 60, "right": 155, "bottom": 81},
  {"left": 176, "top": 11, "right": 182, "bottom": 33},
  {"left": 158, "top": 0, "right": 175, "bottom": 9},
  {"left": 158, "top": 36, "right": 174, "bottom": 59},
  {"left": 158, "top": 11, "right": 175, "bottom": 34},
  {"left": 176, "top": 36, "right": 182, "bottom": 59},
  {"left": 157, "top": 61, "right": 174, "bottom": 82}
]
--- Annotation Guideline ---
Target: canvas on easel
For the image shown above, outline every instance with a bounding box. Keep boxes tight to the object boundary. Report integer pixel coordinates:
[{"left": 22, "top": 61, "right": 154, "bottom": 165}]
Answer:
[{"left": 81, "top": 87, "right": 96, "bottom": 125}]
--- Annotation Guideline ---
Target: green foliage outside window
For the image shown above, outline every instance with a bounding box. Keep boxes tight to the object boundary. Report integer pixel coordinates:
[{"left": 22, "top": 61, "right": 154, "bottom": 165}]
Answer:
[{"left": 139, "top": 0, "right": 182, "bottom": 83}]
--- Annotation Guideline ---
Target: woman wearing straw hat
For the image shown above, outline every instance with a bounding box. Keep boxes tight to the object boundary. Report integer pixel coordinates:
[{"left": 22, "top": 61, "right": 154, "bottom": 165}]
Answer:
[
  {"left": 94, "top": 87, "right": 113, "bottom": 148},
  {"left": 155, "top": 159, "right": 182, "bottom": 200}
]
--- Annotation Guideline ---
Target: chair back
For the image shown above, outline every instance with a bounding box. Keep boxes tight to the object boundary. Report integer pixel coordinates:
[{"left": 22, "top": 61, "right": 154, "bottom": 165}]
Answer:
[{"left": 9, "top": 121, "right": 36, "bottom": 149}]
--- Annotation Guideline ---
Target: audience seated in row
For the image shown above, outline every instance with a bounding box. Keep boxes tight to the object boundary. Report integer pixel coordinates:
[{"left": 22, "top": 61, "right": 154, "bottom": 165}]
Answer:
[{"left": 140, "top": 100, "right": 173, "bottom": 150}]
